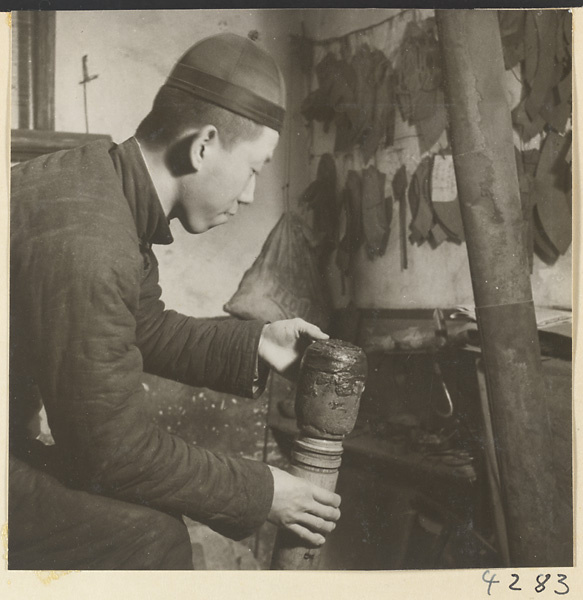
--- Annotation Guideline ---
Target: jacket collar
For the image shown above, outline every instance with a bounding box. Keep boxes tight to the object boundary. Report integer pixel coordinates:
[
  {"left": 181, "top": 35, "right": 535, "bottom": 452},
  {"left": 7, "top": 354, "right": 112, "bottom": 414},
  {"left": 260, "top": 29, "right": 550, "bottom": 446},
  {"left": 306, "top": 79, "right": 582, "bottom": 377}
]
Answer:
[{"left": 109, "top": 137, "right": 174, "bottom": 247}]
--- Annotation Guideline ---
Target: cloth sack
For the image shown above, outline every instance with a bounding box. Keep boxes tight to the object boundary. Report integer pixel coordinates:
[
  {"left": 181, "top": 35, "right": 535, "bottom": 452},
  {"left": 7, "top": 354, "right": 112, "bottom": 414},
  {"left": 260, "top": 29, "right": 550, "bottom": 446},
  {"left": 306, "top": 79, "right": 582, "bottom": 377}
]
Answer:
[{"left": 224, "top": 213, "right": 330, "bottom": 330}]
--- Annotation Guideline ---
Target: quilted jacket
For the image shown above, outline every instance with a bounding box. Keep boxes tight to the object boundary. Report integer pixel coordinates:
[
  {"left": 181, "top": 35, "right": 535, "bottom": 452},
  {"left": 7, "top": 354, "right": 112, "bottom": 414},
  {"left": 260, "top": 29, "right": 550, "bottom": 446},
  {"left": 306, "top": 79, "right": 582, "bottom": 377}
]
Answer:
[{"left": 10, "top": 137, "right": 274, "bottom": 540}]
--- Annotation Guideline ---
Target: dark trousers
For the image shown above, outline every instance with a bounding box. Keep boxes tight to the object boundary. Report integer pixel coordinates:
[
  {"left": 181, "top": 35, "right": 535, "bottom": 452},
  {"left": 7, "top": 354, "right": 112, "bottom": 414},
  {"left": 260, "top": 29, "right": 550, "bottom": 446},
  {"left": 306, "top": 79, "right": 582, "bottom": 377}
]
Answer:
[{"left": 9, "top": 455, "right": 194, "bottom": 570}]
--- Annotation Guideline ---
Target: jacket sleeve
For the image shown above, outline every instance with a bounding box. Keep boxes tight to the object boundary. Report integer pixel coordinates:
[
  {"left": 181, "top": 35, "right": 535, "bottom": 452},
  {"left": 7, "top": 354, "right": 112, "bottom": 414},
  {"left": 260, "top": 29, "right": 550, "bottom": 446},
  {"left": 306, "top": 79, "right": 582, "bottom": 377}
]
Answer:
[
  {"left": 20, "top": 224, "right": 273, "bottom": 540},
  {"left": 135, "top": 249, "right": 268, "bottom": 398}
]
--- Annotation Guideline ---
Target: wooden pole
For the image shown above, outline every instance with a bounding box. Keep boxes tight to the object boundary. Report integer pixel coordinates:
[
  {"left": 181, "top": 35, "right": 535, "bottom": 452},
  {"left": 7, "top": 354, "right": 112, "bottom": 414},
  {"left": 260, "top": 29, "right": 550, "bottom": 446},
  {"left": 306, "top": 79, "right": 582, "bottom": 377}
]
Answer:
[
  {"left": 435, "top": 10, "right": 556, "bottom": 566},
  {"left": 270, "top": 340, "right": 367, "bottom": 570},
  {"left": 32, "top": 11, "right": 56, "bottom": 131},
  {"left": 16, "top": 11, "right": 55, "bottom": 131},
  {"left": 16, "top": 12, "right": 34, "bottom": 129}
]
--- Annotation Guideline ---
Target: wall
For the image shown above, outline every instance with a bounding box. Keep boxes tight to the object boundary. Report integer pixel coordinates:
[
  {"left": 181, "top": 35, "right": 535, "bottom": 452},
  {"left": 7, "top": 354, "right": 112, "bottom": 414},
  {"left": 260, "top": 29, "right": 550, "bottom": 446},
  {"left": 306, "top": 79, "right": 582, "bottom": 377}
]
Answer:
[
  {"left": 299, "top": 8, "right": 572, "bottom": 311},
  {"left": 54, "top": 9, "right": 305, "bottom": 316}
]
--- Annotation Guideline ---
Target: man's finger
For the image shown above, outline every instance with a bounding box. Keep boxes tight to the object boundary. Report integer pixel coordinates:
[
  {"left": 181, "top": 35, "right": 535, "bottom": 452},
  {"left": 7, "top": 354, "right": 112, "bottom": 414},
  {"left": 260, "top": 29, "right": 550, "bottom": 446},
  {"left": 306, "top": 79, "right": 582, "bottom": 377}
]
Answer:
[
  {"left": 312, "top": 486, "right": 341, "bottom": 508},
  {"left": 296, "top": 319, "right": 329, "bottom": 340},
  {"left": 297, "top": 512, "right": 337, "bottom": 534},
  {"left": 287, "top": 523, "right": 326, "bottom": 547},
  {"left": 309, "top": 503, "right": 341, "bottom": 523}
]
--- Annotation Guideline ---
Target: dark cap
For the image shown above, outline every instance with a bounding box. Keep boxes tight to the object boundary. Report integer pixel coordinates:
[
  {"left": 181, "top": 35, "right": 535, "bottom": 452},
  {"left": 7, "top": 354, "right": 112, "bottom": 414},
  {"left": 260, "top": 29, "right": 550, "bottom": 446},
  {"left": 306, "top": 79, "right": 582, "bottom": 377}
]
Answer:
[{"left": 165, "top": 33, "right": 286, "bottom": 133}]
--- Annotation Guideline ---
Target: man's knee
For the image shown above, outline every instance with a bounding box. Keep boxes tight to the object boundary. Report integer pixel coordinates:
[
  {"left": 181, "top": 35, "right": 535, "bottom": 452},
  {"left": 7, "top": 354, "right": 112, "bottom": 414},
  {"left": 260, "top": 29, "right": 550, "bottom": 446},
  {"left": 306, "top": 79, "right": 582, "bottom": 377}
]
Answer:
[
  {"left": 132, "top": 509, "right": 193, "bottom": 570},
  {"left": 9, "top": 456, "right": 193, "bottom": 570}
]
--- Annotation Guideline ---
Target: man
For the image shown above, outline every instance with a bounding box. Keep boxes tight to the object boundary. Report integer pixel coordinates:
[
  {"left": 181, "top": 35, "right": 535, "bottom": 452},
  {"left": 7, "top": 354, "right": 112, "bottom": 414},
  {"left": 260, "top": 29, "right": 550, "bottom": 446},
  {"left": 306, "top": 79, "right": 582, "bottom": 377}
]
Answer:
[{"left": 9, "top": 32, "right": 340, "bottom": 570}]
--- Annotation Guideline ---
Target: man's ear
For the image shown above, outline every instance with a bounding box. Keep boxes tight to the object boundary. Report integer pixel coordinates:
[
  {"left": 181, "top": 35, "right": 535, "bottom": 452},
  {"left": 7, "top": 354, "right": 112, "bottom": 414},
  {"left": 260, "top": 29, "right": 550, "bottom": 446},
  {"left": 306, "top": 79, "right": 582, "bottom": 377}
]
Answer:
[{"left": 189, "top": 125, "right": 219, "bottom": 171}]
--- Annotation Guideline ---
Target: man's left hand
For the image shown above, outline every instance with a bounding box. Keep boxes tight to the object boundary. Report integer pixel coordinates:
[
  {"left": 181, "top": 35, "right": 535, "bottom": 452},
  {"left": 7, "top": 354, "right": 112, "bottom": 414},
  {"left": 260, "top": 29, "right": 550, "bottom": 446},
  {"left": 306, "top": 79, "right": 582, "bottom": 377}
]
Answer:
[{"left": 258, "top": 318, "right": 329, "bottom": 377}]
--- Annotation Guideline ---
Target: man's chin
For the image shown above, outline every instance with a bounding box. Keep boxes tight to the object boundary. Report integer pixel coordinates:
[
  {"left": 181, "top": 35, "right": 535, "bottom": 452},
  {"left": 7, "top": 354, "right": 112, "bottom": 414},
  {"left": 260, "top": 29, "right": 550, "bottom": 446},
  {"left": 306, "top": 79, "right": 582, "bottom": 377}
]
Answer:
[
  {"left": 178, "top": 213, "right": 232, "bottom": 234},
  {"left": 179, "top": 220, "right": 207, "bottom": 234}
]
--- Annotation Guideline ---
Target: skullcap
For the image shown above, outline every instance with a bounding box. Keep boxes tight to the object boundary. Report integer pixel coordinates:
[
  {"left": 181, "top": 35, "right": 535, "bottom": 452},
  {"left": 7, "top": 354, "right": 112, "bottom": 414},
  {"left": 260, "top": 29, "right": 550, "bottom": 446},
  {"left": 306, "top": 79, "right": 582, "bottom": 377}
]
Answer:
[{"left": 165, "top": 33, "right": 286, "bottom": 133}]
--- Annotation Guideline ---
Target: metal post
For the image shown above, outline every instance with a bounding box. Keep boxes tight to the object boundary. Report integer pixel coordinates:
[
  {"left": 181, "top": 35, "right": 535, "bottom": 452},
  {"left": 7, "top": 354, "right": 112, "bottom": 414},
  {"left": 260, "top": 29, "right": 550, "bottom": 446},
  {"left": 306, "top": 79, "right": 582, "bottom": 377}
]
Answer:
[
  {"left": 270, "top": 340, "right": 367, "bottom": 570},
  {"left": 435, "top": 10, "right": 556, "bottom": 566}
]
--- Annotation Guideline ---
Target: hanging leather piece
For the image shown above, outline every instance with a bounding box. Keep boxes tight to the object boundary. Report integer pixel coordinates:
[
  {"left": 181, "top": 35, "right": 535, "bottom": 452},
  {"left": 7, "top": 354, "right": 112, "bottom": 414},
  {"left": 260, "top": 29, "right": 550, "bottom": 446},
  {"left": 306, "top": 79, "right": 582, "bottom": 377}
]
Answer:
[
  {"left": 300, "top": 52, "right": 360, "bottom": 148},
  {"left": 512, "top": 10, "right": 572, "bottom": 141},
  {"left": 514, "top": 147, "right": 535, "bottom": 272},
  {"left": 300, "top": 153, "right": 338, "bottom": 255},
  {"left": 532, "top": 131, "right": 572, "bottom": 256},
  {"left": 336, "top": 170, "right": 363, "bottom": 276},
  {"left": 349, "top": 44, "right": 377, "bottom": 156},
  {"left": 407, "top": 157, "right": 433, "bottom": 244},
  {"left": 300, "top": 52, "right": 338, "bottom": 131},
  {"left": 539, "top": 79, "right": 571, "bottom": 134},
  {"left": 333, "top": 59, "right": 360, "bottom": 153},
  {"left": 512, "top": 98, "right": 546, "bottom": 142},
  {"left": 523, "top": 147, "right": 560, "bottom": 264},
  {"left": 533, "top": 208, "right": 560, "bottom": 264},
  {"left": 430, "top": 153, "right": 464, "bottom": 244},
  {"left": 540, "top": 12, "right": 572, "bottom": 135},
  {"left": 524, "top": 11, "right": 560, "bottom": 122},
  {"left": 498, "top": 10, "right": 526, "bottom": 70},
  {"left": 429, "top": 222, "right": 449, "bottom": 247},
  {"left": 361, "top": 49, "right": 395, "bottom": 163},
  {"left": 415, "top": 89, "right": 448, "bottom": 155},
  {"left": 362, "top": 165, "right": 391, "bottom": 258},
  {"left": 391, "top": 165, "right": 408, "bottom": 270},
  {"left": 395, "top": 18, "right": 447, "bottom": 154},
  {"left": 523, "top": 11, "right": 539, "bottom": 89}
]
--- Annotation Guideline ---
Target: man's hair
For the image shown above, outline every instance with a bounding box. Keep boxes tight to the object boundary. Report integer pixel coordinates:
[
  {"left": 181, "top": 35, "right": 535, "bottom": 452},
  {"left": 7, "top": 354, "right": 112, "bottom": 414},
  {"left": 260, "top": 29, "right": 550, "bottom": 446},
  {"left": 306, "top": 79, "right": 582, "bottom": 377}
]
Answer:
[{"left": 136, "top": 85, "right": 265, "bottom": 150}]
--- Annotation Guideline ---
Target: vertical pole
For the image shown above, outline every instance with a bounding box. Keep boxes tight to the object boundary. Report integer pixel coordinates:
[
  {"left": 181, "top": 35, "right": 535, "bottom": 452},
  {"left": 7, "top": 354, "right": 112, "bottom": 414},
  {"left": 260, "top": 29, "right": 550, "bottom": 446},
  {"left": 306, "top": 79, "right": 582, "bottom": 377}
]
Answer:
[
  {"left": 270, "top": 340, "right": 367, "bottom": 570},
  {"left": 435, "top": 10, "right": 556, "bottom": 566},
  {"left": 16, "top": 11, "right": 55, "bottom": 131},
  {"left": 16, "top": 12, "right": 34, "bottom": 129},
  {"left": 32, "top": 11, "right": 56, "bottom": 131}
]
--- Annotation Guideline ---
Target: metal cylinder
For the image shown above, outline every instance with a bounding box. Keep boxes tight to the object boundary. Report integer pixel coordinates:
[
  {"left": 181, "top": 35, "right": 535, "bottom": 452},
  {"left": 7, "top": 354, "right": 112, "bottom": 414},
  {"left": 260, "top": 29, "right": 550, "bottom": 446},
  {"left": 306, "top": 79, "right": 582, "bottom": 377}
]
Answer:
[
  {"left": 270, "top": 339, "right": 367, "bottom": 570},
  {"left": 435, "top": 9, "right": 556, "bottom": 566}
]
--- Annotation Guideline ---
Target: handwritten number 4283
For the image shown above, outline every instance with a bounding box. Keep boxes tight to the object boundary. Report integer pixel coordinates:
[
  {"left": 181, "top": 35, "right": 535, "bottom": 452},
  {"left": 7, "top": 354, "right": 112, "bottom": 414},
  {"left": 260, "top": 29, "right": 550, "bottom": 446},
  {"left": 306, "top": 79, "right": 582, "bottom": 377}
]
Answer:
[{"left": 482, "top": 571, "right": 569, "bottom": 595}]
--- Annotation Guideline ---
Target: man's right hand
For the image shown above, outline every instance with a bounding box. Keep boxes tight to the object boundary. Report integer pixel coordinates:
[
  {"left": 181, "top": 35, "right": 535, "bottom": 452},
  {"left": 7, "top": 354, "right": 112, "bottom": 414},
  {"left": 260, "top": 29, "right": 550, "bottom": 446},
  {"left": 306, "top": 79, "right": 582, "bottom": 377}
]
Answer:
[{"left": 266, "top": 465, "right": 341, "bottom": 546}]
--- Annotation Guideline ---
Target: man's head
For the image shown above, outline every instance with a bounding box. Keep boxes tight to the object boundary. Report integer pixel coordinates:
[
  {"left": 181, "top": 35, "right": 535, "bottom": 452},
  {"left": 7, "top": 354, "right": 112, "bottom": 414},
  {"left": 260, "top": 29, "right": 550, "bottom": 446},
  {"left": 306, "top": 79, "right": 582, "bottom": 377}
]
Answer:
[{"left": 136, "top": 33, "right": 286, "bottom": 233}]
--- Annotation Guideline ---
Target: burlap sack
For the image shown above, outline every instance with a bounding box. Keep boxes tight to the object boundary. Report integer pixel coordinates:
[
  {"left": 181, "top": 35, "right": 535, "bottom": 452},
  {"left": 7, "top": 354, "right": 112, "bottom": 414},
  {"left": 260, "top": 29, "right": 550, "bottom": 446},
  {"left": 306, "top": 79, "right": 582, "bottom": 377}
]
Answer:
[{"left": 224, "top": 212, "right": 330, "bottom": 330}]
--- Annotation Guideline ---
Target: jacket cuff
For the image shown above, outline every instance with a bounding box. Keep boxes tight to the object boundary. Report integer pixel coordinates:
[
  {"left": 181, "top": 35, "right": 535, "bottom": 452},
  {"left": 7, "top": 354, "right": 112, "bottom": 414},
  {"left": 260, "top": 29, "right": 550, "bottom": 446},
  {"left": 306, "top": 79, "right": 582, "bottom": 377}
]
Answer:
[
  {"left": 233, "top": 319, "right": 269, "bottom": 398},
  {"left": 240, "top": 459, "right": 274, "bottom": 539},
  {"left": 208, "top": 458, "right": 274, "bottom": 541}
]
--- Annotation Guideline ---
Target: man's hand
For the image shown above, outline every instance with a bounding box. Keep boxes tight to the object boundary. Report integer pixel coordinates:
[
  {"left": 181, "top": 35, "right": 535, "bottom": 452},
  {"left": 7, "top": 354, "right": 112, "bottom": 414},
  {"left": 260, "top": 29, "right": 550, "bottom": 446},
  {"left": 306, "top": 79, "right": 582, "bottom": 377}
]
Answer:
[
  {"left": 258, "top": 318, "right": 329, "bottom": 377},
  {"left": 267, "top": 466, "right": 341, "bottom": 546}
]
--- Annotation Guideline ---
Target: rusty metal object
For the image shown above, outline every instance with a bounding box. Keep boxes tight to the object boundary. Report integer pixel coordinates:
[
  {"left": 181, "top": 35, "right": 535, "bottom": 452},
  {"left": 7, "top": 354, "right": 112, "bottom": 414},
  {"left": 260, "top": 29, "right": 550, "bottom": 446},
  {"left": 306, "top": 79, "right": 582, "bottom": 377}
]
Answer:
[
  {"left": 270, "top": 339, "right": 367, "bottom": 570},
  {"left": 436, "top": 10, "right": 556, "bottom": 566}
]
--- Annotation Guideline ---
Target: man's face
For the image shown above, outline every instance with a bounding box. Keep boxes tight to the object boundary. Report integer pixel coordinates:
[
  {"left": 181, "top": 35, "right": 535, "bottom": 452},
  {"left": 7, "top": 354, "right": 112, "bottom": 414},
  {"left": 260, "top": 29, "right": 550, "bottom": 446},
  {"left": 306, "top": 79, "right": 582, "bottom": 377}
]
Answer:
[{"left": 176, "top": 126, "right": 279, "bottom": 233}]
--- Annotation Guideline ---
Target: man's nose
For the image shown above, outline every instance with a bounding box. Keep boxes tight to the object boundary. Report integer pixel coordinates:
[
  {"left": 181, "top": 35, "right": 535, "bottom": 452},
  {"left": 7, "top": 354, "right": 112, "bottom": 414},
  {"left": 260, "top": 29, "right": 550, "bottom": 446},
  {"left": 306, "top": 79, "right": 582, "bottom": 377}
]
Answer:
[{"left": 238, "top": 176, "right": 256, "bottom": 205}]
